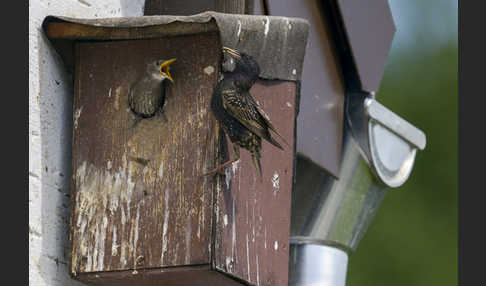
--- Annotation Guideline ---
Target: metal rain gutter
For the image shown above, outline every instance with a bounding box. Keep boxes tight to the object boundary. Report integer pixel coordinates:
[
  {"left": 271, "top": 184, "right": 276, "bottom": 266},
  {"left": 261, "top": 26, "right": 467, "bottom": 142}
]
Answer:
[{"left": 289, "top": 92, "right": 426, "bottom": 286}]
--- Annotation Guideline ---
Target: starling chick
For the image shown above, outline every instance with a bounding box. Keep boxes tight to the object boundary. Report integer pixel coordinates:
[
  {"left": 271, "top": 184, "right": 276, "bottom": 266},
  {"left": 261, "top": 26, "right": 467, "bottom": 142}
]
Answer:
[
  {"left": 207, "top": 47, "right": 288, "bottom": 179},
  {"left": 128, "top": 59, "right": 176, "bottom": 121}
]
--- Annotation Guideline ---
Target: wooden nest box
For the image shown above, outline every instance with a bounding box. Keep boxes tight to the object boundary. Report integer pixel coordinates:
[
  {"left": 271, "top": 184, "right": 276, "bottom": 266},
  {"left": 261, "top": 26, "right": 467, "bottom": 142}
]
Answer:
[{"left": 42, "top": 12, "right": 309, "bottom": 286}]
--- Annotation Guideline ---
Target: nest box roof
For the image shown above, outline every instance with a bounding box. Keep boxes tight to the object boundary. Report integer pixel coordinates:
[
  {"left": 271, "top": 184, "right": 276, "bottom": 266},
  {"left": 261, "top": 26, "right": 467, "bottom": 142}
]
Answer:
[{"left": 42, "top": 11, "right": 309, "bottom": 82}]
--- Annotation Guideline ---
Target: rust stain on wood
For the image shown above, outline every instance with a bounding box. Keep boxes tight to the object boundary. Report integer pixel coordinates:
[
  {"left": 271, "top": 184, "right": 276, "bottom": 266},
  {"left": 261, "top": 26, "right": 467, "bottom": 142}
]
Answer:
[
  {"left": 213, "top": 81, "right": 297, "bottom": 286},
  {"left": 70, "top": 33, "right": 222, "bottom": 275}
]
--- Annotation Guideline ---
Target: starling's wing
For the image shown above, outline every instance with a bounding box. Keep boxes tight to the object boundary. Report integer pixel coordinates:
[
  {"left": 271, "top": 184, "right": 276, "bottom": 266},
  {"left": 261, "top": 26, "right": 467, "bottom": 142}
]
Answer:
[
  {"left": 221, "top": 89, "right": 285, "bottom": 149},
  {"left": 246, "top": 92, "right": 290, "bottom": 147}
]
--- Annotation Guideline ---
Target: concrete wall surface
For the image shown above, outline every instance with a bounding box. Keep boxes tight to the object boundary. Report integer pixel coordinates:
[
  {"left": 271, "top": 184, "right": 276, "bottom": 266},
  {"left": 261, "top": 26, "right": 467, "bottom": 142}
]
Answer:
[{"left": 29, "top": 1, "right": 145, "bottom": 285}]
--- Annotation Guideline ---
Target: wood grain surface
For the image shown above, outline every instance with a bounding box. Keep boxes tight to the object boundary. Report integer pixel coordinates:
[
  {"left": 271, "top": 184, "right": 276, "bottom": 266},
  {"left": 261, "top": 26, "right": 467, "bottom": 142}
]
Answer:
[
  {"left": 71, "top": 33, "right": 221, "bottom": 275},
  {"left": 70, "top": 32, "right": 297, "bottom": 286},
  {"left": 213, "top": 81, "right": 297, "bottom": 286}
]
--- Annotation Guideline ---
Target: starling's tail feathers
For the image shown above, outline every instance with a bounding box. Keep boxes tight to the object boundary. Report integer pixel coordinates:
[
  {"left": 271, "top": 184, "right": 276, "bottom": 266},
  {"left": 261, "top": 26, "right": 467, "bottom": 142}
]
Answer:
[
  {"left": 270, "top": 129, "right": 290, "bottom": 148},
  {"left": 264, "top": 134, "right": 284, "bottom": 150},
  {"left": 252, "top": 152, "right": 263, "bottom": 181}
]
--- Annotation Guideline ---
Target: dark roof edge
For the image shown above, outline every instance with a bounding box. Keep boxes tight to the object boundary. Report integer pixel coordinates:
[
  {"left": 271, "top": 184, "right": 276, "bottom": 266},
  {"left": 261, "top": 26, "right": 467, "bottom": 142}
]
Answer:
[{"left": 42, "top": 11, "right": 310, "bottom": 82}]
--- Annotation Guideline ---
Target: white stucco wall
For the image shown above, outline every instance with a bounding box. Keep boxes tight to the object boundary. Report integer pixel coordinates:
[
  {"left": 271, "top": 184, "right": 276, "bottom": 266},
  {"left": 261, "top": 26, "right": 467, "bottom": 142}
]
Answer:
[{"left": 29, "top": 1, "right": 145, "bottom": 285}]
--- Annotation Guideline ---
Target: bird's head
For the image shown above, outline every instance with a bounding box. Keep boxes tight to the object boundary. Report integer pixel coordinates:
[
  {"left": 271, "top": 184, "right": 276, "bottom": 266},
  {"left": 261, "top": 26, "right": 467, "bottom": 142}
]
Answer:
[
  {"left": 148, "top": 59, "right": 176, "bottom": 83},
  {"left": 223, "top": 47, "right": 260, "bottom": 79}
]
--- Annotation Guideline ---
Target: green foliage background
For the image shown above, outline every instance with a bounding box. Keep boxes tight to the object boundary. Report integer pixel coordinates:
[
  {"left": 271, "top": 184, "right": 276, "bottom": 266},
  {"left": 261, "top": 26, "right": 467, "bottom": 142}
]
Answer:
[{"left": 347, "top": 1, "right": 458, "bottom": 285}]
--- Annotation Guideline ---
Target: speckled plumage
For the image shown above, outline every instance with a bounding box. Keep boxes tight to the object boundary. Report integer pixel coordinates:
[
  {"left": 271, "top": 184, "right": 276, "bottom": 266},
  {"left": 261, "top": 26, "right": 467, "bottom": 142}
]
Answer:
[{"left": 209, "top": 48, "right": 287, "bottom": 178}]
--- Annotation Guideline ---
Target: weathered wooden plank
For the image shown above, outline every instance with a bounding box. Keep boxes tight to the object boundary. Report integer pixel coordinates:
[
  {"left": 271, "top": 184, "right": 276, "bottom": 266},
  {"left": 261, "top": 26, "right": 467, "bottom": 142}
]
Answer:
[
  {"left": 70, "top": 33, "right": 222, "bottom": 276},
  {"left": 213, "top": 81, "right": 297, "bottom": 286},
  {"left": 45, "top": 21, "right": 219, "bottom": 40},
  {"left": 77, "top": 265, "right": 244, "bottom": 286}
]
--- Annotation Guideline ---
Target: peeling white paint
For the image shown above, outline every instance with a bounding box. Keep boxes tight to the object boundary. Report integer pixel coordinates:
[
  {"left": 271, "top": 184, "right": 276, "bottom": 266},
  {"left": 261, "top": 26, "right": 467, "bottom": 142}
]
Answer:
[
  {"left": 161, "top": 188, "right": 170, "bottom": 264},
  {"left": 128, "top": 215, "right": 134, "bottom": 267},
  {"left": 232, "top": 159, "right": 239, "bottom": 175},
  {"left": 223, "top": 214, "right": 228, "bottom": 227},
  {"left": 97, "top": 216, "right": 108, "bottom": 270},
  {"left": 237, "top": 20, "right": 242, "bottom": 37},
  {"left": 203, "top": 65, "right": 215, "bottom": 75},
  {"left": 272, "top": 172, "right": 280, "bottom": 192},
  {"left": 264, "top": 228, "right": 267, "bottom": 249},
  {"left": 86, "top": 248, "right": 93, "bottom": 272},
  {"left": 93, "top": 224, "right": 100, "bottom": 270},
  {"left": 120, "top": 206, "right": 127, "bottom": 267},
  {"left": 114, "top": 86, "right": 122, "bottom": 110},
  {"left": 238, "top": 161, "right": 242, "bottom": 191},
  {"left": 256, "top": 255, "right": 260, "bottom": 286},
  {"left": 264, "top": 17, "right": 270, "bottom": 35},
  {"left": 231, "top": 200, "right": 236, "bottom": 259},
  {"left": 274, "top": 240, "right": 279, "bottom": 251},
  {"left": 246, "top": 233, "right": 250, "bottom": 281},
  {"left": 226, "top": 256, "right": 232, "bottom": 272},
  {"left": 74, "top": 160, "right": 140, "bottom": 271},
  {"left": 246, "top": 200, "right": 249, "bottom": 224},
  {"left": 185, "top": 214, "right": 192, "bottom": 264},
  {"left": 133, "top": 203, "right": 141, "bottom": 270},
  {"left": 73, "top": 107, "right": 82, "bottom": 130},
  {"left": 201, "top": 180, "right": 206, "bottom": 234},
  {"left": 112, "top": 226, "right": 118, "bottom": 256},
  {"left": 158, "top": 162, "right": 164, "bottom": 178}
]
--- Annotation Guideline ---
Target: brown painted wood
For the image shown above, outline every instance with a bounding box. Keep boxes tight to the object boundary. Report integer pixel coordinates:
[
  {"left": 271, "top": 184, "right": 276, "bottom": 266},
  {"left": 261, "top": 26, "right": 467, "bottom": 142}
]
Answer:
[
  {"left": 45, "top": 21, "right": 219, "bottom": 40},
  {"left": 213, "top": 80, "right": 297, "bottom": 286},
  {"left": 69, "top": 26, "right": 296, "bottom": 286},
  {"left": 77, "top": 265, "right": 244, "bottom": 286},
  {"left": 70, "top": 32, "right": 222, "bottom": 276}
]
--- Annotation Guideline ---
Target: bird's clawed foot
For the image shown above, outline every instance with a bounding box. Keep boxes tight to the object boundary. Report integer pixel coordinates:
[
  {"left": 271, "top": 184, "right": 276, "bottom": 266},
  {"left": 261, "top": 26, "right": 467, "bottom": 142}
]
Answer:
[{"left": 203, "top": 159, "right": 239, "bottom": 177}]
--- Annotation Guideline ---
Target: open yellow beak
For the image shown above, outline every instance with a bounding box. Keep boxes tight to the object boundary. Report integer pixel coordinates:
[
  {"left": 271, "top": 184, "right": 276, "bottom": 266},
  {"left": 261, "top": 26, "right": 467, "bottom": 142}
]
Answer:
[
  {"left": 222, "top": 47, "right": 241, "bottom": 59},
  {"left": 159, "top": 58, "right": 176, "bottom": 83}
]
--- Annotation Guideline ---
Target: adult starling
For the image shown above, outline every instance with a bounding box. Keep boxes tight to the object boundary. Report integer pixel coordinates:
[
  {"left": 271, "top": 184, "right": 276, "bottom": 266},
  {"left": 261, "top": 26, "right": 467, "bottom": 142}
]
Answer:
[
  {"left": 207, "top": 47, "right": 288, "bottom": 179},
  {"left": 128, "top": 59, "right": 176, "bottom": 121}
]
